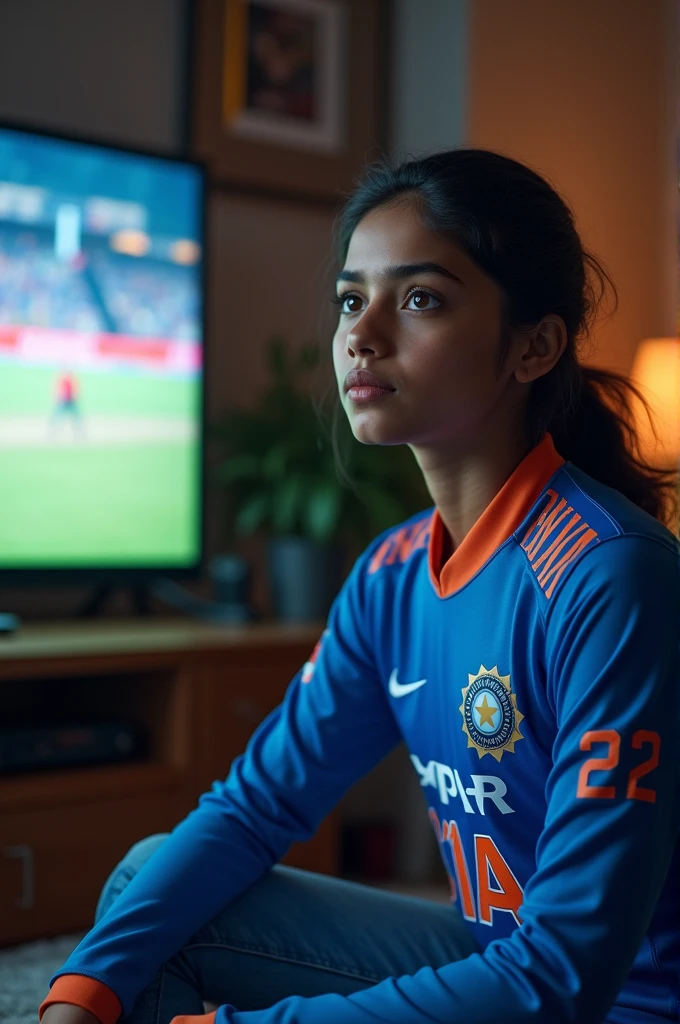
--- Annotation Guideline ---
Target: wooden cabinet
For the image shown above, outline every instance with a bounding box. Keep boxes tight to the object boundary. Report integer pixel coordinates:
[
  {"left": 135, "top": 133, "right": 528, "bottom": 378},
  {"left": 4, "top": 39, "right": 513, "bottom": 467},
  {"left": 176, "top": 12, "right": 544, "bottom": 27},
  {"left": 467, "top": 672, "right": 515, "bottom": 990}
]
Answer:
[
  {"left": 0, "top": 618, "right": 336, "bottom": 948},
  {"left": 1, "top": 789, "right": 180, "bottom": 945}
]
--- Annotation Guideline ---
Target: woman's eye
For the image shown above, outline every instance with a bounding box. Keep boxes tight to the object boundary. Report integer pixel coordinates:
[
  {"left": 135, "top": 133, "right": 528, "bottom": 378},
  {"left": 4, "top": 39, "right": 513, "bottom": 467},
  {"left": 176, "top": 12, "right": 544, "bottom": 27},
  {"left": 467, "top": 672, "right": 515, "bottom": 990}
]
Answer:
[
  {"left": 337, "top": 293, "right": 363, "bottom": 314},
  {"left": 334, "top": 289, "right": 440, "bottom": 314},
  {"left": 405, "top": 290, "right": 440, "bottom": 310}
]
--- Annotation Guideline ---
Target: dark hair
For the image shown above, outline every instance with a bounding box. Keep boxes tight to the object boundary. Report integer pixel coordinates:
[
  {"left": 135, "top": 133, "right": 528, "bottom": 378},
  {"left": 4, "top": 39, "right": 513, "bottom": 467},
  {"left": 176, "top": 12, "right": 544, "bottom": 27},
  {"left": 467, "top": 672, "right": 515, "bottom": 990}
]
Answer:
[{"left": 325, "top": 148, "right": 679, "bottom": 534}]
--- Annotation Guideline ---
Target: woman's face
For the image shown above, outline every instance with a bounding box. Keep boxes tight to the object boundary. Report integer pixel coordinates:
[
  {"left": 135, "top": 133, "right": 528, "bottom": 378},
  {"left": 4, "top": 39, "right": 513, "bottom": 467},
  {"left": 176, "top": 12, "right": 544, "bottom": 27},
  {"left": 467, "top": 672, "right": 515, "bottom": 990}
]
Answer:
[{"left": 332, "top": 199, "right": 526, "bottom": 451}]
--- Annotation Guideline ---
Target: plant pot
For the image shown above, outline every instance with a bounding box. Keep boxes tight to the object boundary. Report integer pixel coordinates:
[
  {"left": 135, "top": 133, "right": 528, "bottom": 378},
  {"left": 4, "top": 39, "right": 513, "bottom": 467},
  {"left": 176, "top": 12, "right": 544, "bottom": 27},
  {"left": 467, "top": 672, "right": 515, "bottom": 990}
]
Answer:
[
  {"left": 208, "top": 554, "right": 257, "bottom": 623},
  {"left": 266, "top": 534, "right": 347, "bottom": 623}
]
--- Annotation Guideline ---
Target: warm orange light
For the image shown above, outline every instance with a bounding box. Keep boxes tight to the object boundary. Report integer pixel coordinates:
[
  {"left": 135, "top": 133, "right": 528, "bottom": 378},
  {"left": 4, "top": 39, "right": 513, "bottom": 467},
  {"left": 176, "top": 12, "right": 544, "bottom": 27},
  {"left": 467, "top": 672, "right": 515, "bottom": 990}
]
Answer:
[
  {"left": 170, "top": 239, "right": 201, "bottom": 265},
  {"left": 629, "top": 337, "right": 680, "bottom": 465},
  {"left": 110, "top": 229, "right": 151, "bottom": 257}
]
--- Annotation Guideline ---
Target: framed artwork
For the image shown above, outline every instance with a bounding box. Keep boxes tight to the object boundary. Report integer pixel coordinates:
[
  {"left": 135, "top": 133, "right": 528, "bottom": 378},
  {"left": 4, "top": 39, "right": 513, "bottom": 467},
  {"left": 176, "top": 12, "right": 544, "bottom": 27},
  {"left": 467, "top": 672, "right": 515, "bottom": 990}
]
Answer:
[{"left": 190, "top": 0, "right": 388, "bottom": 202}]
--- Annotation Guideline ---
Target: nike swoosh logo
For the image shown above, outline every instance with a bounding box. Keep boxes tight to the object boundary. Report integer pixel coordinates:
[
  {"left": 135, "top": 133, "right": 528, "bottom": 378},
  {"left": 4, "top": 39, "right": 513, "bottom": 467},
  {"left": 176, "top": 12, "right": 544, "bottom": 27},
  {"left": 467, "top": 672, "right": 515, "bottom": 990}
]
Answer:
[{"left": 388, "top": 668, "right": 427, "bottom": 698}]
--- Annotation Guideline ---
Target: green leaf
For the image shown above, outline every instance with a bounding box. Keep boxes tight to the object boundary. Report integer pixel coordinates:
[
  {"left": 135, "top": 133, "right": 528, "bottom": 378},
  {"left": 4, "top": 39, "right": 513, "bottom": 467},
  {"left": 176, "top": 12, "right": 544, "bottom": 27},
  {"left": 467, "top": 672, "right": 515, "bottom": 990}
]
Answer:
[
  {"left": 304, "top": 480, "right": 344, "bottom": 542},
  {"left": 272, "top": 473, "right": 306, "bottom": 532},
  {"left": 234, "top": 492, "right": 271, "bottom": 535},
  {"left": 262, "top": 443, "right": 290, "bottom": 480}
]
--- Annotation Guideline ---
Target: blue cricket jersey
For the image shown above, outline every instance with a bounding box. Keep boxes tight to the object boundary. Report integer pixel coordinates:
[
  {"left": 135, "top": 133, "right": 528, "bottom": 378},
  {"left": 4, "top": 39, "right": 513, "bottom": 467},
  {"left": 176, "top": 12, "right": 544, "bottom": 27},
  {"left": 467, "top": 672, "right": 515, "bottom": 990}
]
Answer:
[{"left": 40, "top": 432, "right": 680, "bottom": 1024}]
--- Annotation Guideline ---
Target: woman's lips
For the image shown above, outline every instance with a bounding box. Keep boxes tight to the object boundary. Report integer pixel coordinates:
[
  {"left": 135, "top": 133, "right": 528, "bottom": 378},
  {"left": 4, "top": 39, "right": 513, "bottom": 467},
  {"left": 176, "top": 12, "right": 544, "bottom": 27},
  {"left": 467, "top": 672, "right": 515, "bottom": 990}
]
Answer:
[{"left": 347, "top": 386, "right": 396, "bottom": 402}]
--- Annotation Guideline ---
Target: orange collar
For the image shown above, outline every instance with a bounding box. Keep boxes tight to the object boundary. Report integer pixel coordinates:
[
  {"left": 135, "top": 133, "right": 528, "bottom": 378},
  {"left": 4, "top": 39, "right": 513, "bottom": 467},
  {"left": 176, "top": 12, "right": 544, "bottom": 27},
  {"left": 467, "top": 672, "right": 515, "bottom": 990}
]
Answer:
[{"left": 428, "top": 432, "right": 565, "bottom": 598}]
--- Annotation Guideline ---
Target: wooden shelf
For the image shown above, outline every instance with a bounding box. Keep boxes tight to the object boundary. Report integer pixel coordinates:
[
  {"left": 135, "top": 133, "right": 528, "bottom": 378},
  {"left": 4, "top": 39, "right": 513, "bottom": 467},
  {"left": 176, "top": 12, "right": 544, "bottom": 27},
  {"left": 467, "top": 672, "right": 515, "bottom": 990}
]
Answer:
[
  {"left": 0, "top": 759, "right": 182, "bottom": 812},
  {"left": 0, "top": 618, "right": 324, "bottom": 671}
]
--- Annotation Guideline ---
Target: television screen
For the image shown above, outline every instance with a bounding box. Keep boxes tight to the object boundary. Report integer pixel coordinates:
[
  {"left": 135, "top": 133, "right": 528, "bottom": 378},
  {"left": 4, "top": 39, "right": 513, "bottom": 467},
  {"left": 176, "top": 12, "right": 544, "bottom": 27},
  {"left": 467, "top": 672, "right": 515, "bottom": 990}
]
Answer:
[{"left": 0, "top": 125, "right": 204, "bottom": 574}]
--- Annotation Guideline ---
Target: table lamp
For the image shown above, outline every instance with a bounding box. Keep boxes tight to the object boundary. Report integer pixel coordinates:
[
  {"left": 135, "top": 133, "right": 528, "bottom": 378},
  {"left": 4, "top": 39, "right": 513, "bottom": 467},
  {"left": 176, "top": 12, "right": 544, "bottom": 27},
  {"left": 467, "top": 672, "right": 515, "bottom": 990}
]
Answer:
[{"left": 629, "top": 337, "right": 680, "bottom": 466}]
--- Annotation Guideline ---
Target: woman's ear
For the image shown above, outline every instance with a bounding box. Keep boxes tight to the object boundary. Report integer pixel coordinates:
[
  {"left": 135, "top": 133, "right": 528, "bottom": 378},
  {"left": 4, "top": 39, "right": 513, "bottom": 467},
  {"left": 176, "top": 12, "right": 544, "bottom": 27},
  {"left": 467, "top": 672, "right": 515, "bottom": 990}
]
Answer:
[{"left": 514, "top": 316, "right": 567, "bottom": 384}]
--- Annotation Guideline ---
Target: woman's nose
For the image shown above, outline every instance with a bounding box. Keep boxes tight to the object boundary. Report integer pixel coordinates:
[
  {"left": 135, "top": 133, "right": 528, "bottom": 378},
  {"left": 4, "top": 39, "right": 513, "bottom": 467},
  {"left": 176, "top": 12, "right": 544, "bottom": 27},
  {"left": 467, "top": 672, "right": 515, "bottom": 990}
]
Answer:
[{"left": 346, "top": 309, "right": 390, "bottom": 356}]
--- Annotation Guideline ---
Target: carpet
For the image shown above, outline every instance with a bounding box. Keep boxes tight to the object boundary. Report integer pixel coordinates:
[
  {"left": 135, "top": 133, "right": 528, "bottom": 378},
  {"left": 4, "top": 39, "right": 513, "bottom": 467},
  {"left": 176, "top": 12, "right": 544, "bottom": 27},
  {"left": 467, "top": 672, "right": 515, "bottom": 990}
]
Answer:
[
  {"left": 0, "top": 930, "right": 87, "bottom": 1024},
  {"left": 0, "top": 931, "right": 219, "bottom": 1023}
]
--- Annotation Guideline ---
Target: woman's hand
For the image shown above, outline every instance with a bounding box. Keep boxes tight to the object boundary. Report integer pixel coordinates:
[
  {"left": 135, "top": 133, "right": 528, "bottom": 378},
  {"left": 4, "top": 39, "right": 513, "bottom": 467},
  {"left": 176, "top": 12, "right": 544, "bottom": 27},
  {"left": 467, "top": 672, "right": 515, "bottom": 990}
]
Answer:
[{"left": 40, "top": 1005, "right": 102, "bottom": 1024}]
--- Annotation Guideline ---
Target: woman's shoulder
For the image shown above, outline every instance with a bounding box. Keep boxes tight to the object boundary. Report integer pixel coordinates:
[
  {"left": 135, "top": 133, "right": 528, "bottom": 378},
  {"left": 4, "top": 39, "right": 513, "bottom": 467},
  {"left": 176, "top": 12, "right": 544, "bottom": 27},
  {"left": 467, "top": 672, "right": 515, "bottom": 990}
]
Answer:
[
  {"left": 518, "top": 460, "right": 679, "bottom": 609},
  {"left": 357, "top": 506, "right": 436, "bottom": 577},
  {"left": 562, "top": 462, "right": 678, "bottom": 551}
]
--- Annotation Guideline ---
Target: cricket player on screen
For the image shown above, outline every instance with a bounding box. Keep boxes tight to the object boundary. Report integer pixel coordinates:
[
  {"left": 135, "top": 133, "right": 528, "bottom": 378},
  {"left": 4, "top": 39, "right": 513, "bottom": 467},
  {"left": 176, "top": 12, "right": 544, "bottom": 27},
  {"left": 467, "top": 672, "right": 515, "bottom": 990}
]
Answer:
[{"left": 48, "top": 369, "right": 84, "bottom": 438}]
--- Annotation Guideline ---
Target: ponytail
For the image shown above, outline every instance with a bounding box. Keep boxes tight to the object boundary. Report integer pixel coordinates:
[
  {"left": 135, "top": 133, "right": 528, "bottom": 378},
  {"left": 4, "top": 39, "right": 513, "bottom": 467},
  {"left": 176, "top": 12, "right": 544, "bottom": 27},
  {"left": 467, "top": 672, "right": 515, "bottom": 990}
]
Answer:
[{"left": 529, "top": 352, "right": 679, "bottom": 534}]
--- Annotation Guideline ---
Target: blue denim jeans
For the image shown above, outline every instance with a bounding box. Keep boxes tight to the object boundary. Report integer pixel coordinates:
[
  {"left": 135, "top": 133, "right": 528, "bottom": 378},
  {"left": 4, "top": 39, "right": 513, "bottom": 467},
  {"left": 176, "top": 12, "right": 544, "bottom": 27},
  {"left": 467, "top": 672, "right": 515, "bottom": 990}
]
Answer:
[{"left": 94, "top": 832, "right": 481, "bottom": 1024}]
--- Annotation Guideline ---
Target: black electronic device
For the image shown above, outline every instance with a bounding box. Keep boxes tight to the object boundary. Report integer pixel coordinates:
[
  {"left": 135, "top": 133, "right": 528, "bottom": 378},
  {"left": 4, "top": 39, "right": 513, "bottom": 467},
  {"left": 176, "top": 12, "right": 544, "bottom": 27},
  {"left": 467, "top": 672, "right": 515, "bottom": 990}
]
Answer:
[{"left": 0, "top": 720, "right": 147, "bottom": 776}]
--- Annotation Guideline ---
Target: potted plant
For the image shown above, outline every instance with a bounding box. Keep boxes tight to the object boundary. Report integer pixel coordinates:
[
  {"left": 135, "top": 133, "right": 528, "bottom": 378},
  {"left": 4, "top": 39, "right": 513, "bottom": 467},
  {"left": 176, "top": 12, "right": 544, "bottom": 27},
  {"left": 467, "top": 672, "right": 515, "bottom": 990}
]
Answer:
[{"left": 210, "top": 337, "right": 431, "bottom": 622}]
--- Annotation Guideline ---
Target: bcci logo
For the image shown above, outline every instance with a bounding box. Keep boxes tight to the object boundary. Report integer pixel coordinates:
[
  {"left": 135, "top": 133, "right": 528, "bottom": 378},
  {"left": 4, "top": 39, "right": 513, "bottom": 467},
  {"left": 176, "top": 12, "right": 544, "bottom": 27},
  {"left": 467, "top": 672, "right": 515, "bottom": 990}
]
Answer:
[{"left": 459, "top": 665, "right": 524, "bottom": 762}]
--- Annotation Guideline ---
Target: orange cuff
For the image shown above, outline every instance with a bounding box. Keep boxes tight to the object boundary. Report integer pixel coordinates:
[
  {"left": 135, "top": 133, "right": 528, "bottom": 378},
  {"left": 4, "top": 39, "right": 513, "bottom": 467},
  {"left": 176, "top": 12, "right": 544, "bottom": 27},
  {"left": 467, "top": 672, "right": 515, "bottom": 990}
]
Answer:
[{"left": 39, "top": 973, "right": 122, "bottom": 1024}]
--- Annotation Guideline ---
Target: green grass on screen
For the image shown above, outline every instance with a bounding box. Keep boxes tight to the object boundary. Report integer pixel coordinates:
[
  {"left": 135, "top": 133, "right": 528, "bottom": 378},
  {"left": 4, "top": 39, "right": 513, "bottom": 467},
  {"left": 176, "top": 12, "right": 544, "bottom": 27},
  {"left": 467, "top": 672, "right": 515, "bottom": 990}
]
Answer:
[{"left": 0, "top": 363, "right": 200, "bottom": 566}]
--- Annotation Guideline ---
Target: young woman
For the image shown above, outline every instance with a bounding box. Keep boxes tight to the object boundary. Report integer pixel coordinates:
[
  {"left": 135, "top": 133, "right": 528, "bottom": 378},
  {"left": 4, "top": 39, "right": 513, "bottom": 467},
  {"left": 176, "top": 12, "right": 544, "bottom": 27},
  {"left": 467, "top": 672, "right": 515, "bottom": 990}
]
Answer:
[{"left": 40, "top": 149, "right": 680, "bottom": 1024}]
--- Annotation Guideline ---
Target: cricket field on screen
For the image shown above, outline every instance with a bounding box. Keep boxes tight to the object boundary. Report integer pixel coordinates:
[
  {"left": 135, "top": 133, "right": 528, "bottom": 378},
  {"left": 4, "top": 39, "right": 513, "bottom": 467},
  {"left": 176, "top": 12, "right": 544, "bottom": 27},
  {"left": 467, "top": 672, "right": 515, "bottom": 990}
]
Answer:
[{"left": 0, "top": 361, "right": 200, "bottom": 567}]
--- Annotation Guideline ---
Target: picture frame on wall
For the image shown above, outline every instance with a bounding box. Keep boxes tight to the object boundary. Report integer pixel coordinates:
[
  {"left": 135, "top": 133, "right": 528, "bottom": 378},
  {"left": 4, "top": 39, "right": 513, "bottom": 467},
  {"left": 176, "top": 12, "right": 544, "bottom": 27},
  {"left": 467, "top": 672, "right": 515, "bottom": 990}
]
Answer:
[{"left": 190, "top": 0, "right": 388, "bottom": 202}]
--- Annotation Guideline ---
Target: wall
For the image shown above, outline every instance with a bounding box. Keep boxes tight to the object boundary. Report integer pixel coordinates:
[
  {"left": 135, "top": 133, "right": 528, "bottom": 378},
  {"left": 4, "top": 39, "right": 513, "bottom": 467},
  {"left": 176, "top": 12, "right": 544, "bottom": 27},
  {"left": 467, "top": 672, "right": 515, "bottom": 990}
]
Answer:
[
  {"left": 0, "top": 0, "right": 188, "bottom": 152},
  {"left": 389, "top": 0, "right": 468, "bottom": 160},
  {"left": 466, "top": 0, "right": 678, "bottom": 375}
]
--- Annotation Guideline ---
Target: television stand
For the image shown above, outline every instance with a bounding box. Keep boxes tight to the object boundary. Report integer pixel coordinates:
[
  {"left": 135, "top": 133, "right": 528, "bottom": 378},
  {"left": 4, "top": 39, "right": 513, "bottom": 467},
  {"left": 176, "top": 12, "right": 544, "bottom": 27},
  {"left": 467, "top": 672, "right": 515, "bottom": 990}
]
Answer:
[
  {"left": 0, "top": 618, "right": 337, "bottom": 948},
  {"left": 77, "top": 584, "right": 153, "bottom": 618}
]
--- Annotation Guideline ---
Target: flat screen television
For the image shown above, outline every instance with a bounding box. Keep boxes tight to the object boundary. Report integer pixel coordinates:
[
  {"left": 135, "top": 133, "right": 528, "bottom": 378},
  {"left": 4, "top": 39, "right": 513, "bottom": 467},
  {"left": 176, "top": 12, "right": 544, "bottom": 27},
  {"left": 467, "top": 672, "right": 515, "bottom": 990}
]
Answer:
[{"left": 0, "top": 122, "right": 206, "bottom": 586}]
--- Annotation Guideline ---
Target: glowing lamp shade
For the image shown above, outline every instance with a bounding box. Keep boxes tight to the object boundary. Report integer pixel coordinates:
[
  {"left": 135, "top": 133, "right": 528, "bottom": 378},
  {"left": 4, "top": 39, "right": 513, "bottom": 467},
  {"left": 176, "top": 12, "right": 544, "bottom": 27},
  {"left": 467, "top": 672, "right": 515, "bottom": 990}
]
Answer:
[{"left": 629, "top": 337, "right": 680, "bottom": 465}]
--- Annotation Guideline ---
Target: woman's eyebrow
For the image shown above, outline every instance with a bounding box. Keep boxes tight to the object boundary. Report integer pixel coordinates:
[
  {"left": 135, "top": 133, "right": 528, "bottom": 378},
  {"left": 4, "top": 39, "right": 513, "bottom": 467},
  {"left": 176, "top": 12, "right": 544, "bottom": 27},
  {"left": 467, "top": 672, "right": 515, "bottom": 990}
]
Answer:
[{"left": 336, "top": 262, "right": 464, "bottom": 285}]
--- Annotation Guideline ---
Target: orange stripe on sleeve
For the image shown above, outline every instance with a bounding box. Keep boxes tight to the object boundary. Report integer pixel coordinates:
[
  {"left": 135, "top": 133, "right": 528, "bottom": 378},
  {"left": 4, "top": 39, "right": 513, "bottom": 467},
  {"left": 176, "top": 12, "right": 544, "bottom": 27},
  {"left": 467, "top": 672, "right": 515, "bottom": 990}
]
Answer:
[{"left": 39, "top": 974, "right": 122, "bottom": 1024}]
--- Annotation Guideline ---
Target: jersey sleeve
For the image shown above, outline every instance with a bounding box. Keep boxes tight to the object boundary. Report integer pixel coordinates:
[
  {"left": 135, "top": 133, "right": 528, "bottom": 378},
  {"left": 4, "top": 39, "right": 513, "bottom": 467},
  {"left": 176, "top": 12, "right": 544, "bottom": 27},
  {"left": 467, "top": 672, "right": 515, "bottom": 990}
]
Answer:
[
  {"left": 39, "top": 541, "right": 402, "bottom": 1024},
  {"left": 196, "top": 534, "right": 680, "bottom": 1024}
]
